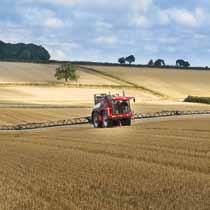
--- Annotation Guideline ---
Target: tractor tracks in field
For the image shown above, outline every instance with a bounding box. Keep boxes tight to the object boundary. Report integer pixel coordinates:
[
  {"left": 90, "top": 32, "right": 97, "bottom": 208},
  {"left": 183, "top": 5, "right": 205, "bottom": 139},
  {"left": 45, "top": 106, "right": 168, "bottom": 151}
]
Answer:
[
  {"left": 3, "top": 136, "right": 209, "bottom": 176},
  {"left": 2, "top": 135, "right": 208, "bottom": 160},
  {"left": 79, "top": 66, "right": 167, "bottom": 98},
  {"left": 1, "top": 112, "right": 209, "bottom": 175}
]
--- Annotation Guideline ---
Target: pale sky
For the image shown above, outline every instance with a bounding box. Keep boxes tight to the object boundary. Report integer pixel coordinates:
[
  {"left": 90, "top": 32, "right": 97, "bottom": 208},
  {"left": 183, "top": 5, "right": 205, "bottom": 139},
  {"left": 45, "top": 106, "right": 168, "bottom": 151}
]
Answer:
[{"left": 1, "top": 0, "right": 210, "bottom": 66}]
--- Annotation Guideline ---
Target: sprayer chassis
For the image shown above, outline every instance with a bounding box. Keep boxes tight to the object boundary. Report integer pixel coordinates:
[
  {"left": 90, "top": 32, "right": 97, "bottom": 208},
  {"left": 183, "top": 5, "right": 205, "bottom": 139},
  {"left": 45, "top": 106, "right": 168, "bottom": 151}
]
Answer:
[{"left": 91, "top": 94, "right": 135, "bottom": 128}]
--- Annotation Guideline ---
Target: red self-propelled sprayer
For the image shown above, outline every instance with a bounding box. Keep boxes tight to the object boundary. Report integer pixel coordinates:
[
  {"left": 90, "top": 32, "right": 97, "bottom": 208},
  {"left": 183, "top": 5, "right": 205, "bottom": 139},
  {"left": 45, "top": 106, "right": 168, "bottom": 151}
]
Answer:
[{"left": 91, "top": 92, "right": 135, "bottom": 128}]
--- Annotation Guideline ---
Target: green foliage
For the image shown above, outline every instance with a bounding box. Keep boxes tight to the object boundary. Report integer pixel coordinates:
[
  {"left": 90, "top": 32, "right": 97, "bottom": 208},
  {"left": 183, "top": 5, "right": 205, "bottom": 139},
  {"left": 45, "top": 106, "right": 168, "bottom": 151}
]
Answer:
[
  {"left": 55, "top": 63, "right": 79, "bottom": 82},
  {"left": 0, "top": 41, "right": 50, "bottom": 61},
  {"left": 176, "top": 59, "right": 190, "bottom": 68},
  {"left": 118, "top": 57, "right": 126, "bottom": 64},
  {"left": 154, "top": 59, "right": 165, "bottom": 67},
  {"left": 125, "top": 55, "right": 135, "bottom": 64},
  {"left": 184, "top": 96, "right": 210, "bottom": 105}
]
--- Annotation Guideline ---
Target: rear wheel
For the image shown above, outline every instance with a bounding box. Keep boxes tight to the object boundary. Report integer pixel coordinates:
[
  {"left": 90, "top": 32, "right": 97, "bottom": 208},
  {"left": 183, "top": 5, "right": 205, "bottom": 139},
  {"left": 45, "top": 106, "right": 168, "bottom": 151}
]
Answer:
[
  {"left": 92, "top": 112, "right": 101, "bottom": 128},
  {"left": 102, "top": 112, "right": 112, "bottom": 128},
  {"left": 121, "top": 118, "right": 131, "bottom": 126}
]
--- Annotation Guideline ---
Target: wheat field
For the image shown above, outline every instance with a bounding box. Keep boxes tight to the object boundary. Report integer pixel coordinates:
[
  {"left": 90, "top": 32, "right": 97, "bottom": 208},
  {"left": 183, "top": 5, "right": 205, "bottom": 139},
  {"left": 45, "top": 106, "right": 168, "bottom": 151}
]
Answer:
[
  {"left": 0, "top": 107, "right": 91, "bottom": 125},
  {"left": 0, "top": 62, "right": 210, "bottom": 125},
  {"left": 0, "top": 86, "right": 158, "bottom": 106},
  {"left": 0, "top": 62, "right": 210, "bottom": 209},
  {"left": 0, "top": 117, "right": 209, "bottom": 210},
  {"left": 86, "top": 65, "right": 210, "bottom": 99},
  {"left": 0, "top": 103, "right": 210, "bottom": 125},
  {"left": 0, "top": 62, "right": 122, "bottom": 85}
]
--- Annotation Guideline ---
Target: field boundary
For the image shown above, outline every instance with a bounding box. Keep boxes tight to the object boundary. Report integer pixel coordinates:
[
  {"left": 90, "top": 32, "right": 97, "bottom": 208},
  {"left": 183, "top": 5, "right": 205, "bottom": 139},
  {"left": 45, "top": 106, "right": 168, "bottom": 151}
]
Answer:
[
  {"left": 0, "top": 110, "right": 210, "bottom": 131},
  {"left": 1, "top": 59, "right": 210, "bottom": 71},
  {"left": 0, "top": 82, "right": 133, "bottom": 89},
  {"left": 184, "top": 96, "right": 210, "bottom": 105}
]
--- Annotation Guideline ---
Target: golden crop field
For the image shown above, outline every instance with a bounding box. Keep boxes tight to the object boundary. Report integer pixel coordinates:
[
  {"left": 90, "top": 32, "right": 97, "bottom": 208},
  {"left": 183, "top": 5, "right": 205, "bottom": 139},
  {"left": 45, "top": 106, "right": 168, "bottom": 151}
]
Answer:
[
  {"left": 0, "top": 62, "right": 210, "bottom": 210},
  {"left": 0, "top": 116, "right": 209, "bottom": 210},
  {"left": 0, "top": 107, "right": 91, "bottom": 125},
  {"left": 1, "top": 62, "right": 210, "bottom": 105},
  {"left": 0, "top": 103, "right": 210, "bottom": 126},
  {"left": 0, "top": 62, "right": 122, "bottom": 85},
  {"left": 85, "top": 65, "right": 210, "bottom": 99},
  {"left": 0, "top": 62, "right": 210, "bottom": 125},
  {"left": 0, "top": 86, "right": 156, "bottom": 106}
]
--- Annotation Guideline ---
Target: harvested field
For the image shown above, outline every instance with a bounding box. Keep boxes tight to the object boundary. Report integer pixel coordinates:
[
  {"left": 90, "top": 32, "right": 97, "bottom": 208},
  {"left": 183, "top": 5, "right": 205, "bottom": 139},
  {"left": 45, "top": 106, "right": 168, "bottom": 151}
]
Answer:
[
  {"left": 0, "top": 85, "right": 209, "bottom": 109},
  {"left": 0, "top": 62, "right": 121, "bottom": 85},
  {"left": 0, "top": 103, "right": 209, "bottom": 125},
  {"left": 2, "top": 62, "right": 210, "bottom": 107},
  {"left": 133, "top": 102, "right": 210, "bottom": 113},
  {"left": 0, "top": 117, "right": 209, "bottom": 210},
  {"left": 0, "top": 86, "right": 158, "bottom": 106},
  {"left": 0, "top": 62, "right": 210, "bottom": 210},
  {"left": 85, "top": 65, "right": 210, "bottom": 99},
  {"left": 0, "top": 107, "right": 90, "bottom": 125}
]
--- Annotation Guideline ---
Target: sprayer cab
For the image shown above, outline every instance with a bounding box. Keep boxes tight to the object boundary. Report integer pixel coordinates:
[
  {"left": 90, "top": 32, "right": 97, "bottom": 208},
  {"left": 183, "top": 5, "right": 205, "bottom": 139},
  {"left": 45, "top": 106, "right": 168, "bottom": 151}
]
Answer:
[{"left": 92, "top": 93, "right": 135, "bottom": 128}]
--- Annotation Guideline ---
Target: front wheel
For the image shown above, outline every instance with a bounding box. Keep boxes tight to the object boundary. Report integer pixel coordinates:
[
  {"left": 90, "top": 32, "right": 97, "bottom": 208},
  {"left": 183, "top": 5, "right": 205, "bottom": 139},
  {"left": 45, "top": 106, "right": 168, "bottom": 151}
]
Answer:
[
  {"left": 102, "top": 112, "right": 112, "bottom": 128},
  {"left": 92, "top": 112, "right": 101, "bottom": 128}
]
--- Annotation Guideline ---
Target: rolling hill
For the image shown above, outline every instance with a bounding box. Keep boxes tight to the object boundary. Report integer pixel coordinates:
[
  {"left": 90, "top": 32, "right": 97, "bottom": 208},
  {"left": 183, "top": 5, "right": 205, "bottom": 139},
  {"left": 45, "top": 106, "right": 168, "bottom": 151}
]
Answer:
[
  {"left": 0, "top": 62, "right": 122, "bottom": 85},
  {"left": 1, "top": 61, "right": 210, "bottom": 101},
  {"left": 0, "top": 61, "right": 210, "bottom": 125},
  {"left": 85, "top": 65, "right": 210, "bottom": 99},
  {"left": 0, "top": 62, "right": 209, "bottom": 210}
]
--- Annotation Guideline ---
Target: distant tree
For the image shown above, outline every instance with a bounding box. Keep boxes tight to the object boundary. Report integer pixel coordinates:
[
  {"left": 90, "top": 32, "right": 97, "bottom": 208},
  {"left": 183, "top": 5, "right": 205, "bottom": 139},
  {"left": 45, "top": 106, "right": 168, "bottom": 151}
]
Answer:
[
  {"left": 125, "top": 55, "right": 135, "bottom": 64},
  {"left": 176, "top": 59, "right": 184, "bottom": 67},
  {"left": 118, "top": 57, "right": 126, "bottom": 64},
  {"left": 148, "top": 59, "right": 154, "bottom": 66},
  {"left": 184, "top": 61, "right": 190, "bottom": 68},
  {"left": 176, "top": 59, "right": 190, "bottom": 68},
  {"left": 154, "top": 59, "right": 165, "bottom": 67},
  {"left": 55, "top": 63, "right": 78, "bottom": 82}
]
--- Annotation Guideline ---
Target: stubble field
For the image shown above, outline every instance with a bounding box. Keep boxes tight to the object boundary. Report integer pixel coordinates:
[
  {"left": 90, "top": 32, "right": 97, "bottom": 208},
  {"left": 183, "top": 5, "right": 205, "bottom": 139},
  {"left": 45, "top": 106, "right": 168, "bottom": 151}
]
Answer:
[
  {"left": 0, "top": 116, "right": 209, "bottom": 210},
  {"left": 0, "top": 62, "right": 210, "bottom": 125},
  {"left": 0, "top": 62, "right": 210, "bottom": 210},
  {"left": 86, "top": 65, "right": 210, "bottom": 99},
  {"left": 0, "top": 103, "right": 210, "bottom": 125}
]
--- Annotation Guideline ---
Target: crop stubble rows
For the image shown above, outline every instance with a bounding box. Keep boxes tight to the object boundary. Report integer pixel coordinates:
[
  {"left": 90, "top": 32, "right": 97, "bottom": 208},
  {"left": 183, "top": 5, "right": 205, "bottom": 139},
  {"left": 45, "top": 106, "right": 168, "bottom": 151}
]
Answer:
[{"left": 0, "top": 117, "right": 209, "bottom": 210}]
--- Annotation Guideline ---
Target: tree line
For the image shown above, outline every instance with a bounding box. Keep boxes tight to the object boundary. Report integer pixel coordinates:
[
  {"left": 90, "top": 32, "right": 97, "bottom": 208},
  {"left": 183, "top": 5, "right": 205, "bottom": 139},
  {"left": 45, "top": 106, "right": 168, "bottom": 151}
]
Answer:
[
  {"left": 147, "top": 59, "right": 190, "bottom": 67},
  {"left": 118, "top": 55, "right": 191, "bottom": 68},
  {"left": 0, "top": 41, "right": 50, "bottom": 61}
]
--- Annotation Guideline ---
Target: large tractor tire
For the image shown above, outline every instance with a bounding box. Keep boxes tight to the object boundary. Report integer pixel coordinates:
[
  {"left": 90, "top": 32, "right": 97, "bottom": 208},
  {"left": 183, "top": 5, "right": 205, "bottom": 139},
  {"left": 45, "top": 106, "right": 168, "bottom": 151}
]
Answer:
[
  {"left": 121, "top": 118, "right": 131, "bottom": 126},
  {"left": 102, "top": 112, "right": 112, "bottom": 128},
  {"left": 92, "top": 112, "right": 101, "bottom": 128}
]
